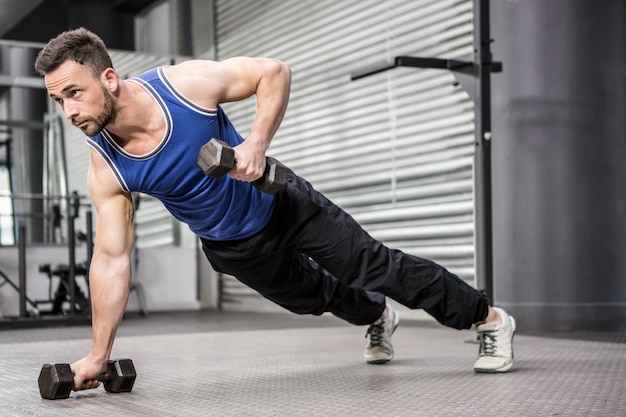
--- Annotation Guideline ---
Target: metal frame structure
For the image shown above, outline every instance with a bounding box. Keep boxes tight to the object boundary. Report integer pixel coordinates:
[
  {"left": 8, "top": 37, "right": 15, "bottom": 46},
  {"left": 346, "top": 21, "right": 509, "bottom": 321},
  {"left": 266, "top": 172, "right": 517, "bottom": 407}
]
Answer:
[{"left": 351, "top": 0, "right": 500, "bottom": 303}]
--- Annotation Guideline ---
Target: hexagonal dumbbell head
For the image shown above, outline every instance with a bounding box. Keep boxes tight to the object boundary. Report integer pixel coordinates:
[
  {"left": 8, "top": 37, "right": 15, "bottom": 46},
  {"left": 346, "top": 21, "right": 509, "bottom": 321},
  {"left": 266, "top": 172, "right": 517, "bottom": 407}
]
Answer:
[
  {"left": 197, "top": 138, "right": 235, "bottom": 178},
  {"left": 103, "top": 359, "right": 136, "bottom": 393},
  {"left": 38, "top": 363, "right": 74, "bottom": 400},
  {"left": 252, "top": 157, "right": 287, "bottom": 194}
]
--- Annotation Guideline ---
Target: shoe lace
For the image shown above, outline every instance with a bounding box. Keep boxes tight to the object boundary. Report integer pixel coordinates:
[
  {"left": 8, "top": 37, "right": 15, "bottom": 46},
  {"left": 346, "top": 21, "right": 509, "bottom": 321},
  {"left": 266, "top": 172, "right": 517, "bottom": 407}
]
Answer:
[
  {"left": 477, "top": 329, "right": 498, "bottom": 357},
  {"left": 365, "top": 321, "right": 385, "bottom": 347}
]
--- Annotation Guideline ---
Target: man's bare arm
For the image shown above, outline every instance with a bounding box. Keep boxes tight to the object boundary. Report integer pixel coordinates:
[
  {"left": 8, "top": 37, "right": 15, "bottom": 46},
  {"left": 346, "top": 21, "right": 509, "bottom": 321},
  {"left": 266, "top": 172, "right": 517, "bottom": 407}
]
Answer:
[
  {"left": 71, "top": 148, "right": 135, "bottom": 390},
  {"left": 165, "top": 58, "right": 292, "bottom": 182}
]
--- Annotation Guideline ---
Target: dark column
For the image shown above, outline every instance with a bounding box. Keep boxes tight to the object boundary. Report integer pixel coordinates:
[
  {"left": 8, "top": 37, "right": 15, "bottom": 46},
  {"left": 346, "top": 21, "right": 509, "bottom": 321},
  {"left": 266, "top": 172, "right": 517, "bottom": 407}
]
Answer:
[
  {"left": 62, "top": 0, "right": 135, "bottom": 50},
  {"left": 491, "top": 0, "right": 626, "bottom": 331},
  {"left": 6, "top": 45, "right": 47, "bottom": 243}
]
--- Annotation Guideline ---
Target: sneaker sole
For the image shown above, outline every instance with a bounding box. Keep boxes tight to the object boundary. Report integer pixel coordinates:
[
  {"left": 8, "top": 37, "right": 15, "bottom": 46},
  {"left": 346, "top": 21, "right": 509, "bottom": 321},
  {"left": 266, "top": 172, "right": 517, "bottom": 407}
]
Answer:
[
  {"left": 473, "top": 359, "right": 514, "bottom": 373},
  {"left": 366, "top": 358, "right": 393, "bottom": 365},
  {"left": 365, "top": 310, "right": 400, "bottom": 365}
]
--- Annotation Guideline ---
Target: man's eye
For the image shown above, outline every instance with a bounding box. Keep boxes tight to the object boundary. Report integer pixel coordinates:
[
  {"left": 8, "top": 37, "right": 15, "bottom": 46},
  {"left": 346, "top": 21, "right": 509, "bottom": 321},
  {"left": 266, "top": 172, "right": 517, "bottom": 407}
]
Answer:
[{"left": 71, "top": 90, "right": 81, "bottom": 97}]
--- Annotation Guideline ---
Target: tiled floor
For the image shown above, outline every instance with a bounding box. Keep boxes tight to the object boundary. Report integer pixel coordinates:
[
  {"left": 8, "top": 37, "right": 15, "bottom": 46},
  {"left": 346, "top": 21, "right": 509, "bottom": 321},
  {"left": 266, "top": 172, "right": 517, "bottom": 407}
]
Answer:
[{"left": 1, "top": 310, "right": 624, "bottom": 416}]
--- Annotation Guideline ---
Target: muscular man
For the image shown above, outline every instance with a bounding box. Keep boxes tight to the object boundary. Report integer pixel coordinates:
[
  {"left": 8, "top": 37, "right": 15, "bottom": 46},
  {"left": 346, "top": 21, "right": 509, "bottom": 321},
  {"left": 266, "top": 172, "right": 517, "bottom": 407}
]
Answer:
[{"left": 35, "top": 28, "right": 515, "bottom": 392}]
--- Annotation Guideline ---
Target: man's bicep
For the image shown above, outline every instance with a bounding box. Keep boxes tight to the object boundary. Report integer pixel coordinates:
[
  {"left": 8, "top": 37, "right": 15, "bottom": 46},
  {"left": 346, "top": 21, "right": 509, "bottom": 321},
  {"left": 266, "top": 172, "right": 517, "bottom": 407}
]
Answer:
[
  {"left": 168, "top": 58, "right": 276, "bottom": 106},
  {"left": 93, "top": 194, "right": 134, "bottom": 258},
  {"left": 88, "top": 151, "right": 135, "bottom": 257}
]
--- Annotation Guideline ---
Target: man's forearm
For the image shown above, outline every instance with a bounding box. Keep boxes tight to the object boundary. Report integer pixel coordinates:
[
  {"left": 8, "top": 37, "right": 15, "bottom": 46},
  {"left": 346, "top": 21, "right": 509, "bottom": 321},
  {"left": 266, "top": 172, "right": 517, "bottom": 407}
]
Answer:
[{"left": 88, "top": 257, "right": 132, "bottom": 363}]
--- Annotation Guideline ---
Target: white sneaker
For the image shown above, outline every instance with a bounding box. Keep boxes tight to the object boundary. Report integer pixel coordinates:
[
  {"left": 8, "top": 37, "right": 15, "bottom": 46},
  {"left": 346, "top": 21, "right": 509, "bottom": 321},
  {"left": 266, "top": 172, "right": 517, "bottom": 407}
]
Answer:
[
  {"left": 364, "top": 305, "right": 400, "bottom": 364},
  {"left": 473, "top": 307, "right": 516, "bottom": 373}
]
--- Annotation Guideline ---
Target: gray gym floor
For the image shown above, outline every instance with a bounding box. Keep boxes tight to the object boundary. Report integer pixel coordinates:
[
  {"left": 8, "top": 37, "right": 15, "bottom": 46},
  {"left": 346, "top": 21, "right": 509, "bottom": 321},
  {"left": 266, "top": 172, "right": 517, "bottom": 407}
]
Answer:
[{"left": 1, "top": 310, "right": 625, "bottom": 417}]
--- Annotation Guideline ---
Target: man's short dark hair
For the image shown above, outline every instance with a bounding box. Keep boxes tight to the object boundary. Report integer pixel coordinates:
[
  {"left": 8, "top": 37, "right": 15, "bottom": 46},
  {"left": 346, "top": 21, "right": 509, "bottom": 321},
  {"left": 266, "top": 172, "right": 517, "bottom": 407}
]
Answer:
[{"left": 34, "top": 27, "right": 113, "bottom": 78}]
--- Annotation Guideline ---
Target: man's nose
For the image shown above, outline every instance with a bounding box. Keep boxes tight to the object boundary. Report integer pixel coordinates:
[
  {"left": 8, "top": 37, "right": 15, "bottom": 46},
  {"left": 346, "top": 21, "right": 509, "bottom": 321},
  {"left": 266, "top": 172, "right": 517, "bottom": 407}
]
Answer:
[{"left": 63, "top": 102, "right": 78, "bottom": 120}]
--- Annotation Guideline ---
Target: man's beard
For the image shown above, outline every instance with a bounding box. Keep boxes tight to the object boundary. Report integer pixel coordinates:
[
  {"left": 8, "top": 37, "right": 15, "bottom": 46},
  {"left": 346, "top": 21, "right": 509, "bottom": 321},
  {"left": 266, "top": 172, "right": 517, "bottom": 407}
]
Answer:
[{"left": 78, "top": 87, "right": 118, "bottom": 137}]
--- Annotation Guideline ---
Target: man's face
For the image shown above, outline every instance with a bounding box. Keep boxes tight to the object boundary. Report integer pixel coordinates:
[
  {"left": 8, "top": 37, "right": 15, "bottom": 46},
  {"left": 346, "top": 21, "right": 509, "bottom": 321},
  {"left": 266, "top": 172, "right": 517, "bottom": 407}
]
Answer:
[{"left": 45, "top": 60, "right": 117, "bottom": 136}]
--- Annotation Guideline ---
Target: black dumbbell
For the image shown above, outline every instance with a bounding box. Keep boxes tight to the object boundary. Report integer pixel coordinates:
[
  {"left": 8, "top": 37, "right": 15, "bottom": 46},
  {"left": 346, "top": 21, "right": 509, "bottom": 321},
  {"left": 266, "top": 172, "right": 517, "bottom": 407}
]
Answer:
[
  {"left": 197, "top": 138, "right": 287, "bottom": 194},
  {"left": 38, "top": 359, "right": 136, "bottom": 400}
]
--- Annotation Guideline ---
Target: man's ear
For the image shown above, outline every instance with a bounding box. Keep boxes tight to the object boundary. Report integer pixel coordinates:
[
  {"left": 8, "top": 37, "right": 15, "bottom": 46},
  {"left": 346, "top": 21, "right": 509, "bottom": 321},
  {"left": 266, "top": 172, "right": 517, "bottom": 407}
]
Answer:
[{"left": 101, "top": 68, "right": 119, "bottom": 92}]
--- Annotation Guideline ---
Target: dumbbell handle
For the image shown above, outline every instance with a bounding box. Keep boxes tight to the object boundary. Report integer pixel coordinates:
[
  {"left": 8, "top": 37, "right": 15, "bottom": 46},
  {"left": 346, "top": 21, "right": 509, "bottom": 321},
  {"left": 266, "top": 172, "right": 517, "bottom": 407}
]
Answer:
[
  {"left": 90, "top": 371, "right": 113, "bottom": 382},
  {"left": 55, "top": 361, "right": 129, "bottom": 384}
]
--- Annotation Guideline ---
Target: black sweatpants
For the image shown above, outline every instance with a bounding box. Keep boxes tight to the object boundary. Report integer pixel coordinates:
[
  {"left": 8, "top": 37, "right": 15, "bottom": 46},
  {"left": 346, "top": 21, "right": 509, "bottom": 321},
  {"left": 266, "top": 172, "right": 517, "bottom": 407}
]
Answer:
[{"left": 201, "top": 169, "right": 489, "bottom": 329}]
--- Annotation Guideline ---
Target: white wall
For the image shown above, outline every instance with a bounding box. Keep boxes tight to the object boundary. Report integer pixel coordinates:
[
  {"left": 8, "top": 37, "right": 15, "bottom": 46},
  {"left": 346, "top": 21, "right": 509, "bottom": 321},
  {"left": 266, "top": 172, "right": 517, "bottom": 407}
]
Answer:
[{"left": 128, "top": 246, "right": 200, "bottom": 312}]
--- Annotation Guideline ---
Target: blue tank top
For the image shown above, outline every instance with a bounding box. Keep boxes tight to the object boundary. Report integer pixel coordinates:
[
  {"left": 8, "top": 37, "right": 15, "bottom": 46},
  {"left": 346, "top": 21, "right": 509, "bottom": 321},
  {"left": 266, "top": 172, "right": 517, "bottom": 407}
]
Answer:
[{"left": 86, "top": 67, "right": 276, "bottom": 241}]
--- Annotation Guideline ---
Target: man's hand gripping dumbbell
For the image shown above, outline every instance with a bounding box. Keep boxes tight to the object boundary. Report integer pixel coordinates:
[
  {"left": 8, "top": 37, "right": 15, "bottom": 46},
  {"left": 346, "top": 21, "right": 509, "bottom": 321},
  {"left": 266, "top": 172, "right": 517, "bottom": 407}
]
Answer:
[
  {"left": 197, "top": 138, "right": 287, "bottom": 194},
  {"left": 38, "top": 359, "right": 137, "bottom": 400}
]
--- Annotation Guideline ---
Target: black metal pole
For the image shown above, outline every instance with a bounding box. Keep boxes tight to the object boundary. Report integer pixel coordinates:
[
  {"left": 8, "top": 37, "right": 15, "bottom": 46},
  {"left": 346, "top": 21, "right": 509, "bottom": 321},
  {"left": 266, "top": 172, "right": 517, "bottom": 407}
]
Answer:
[
  {"left": 473, "top": 0, "right": 494, "bottom": 304},
  {"left": 7, "top": 138, "right": 15, "bottom": 245},
  {"left": 18, "top": 223, "right": 26, "bottom": 318},
  {"left": 67, "top": 193, "right": 76, "bottom": 316}
]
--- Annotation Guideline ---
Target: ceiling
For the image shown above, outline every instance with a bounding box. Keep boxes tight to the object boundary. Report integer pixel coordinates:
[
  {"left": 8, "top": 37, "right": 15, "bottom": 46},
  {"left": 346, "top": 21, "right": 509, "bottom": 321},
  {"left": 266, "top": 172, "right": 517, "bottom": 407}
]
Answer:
[
  {"left": 0, "top": 0, "right": 159, "bottom": 42},
  {"left": 0, "top": 0, "right": 45, "bottom": 38}
]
